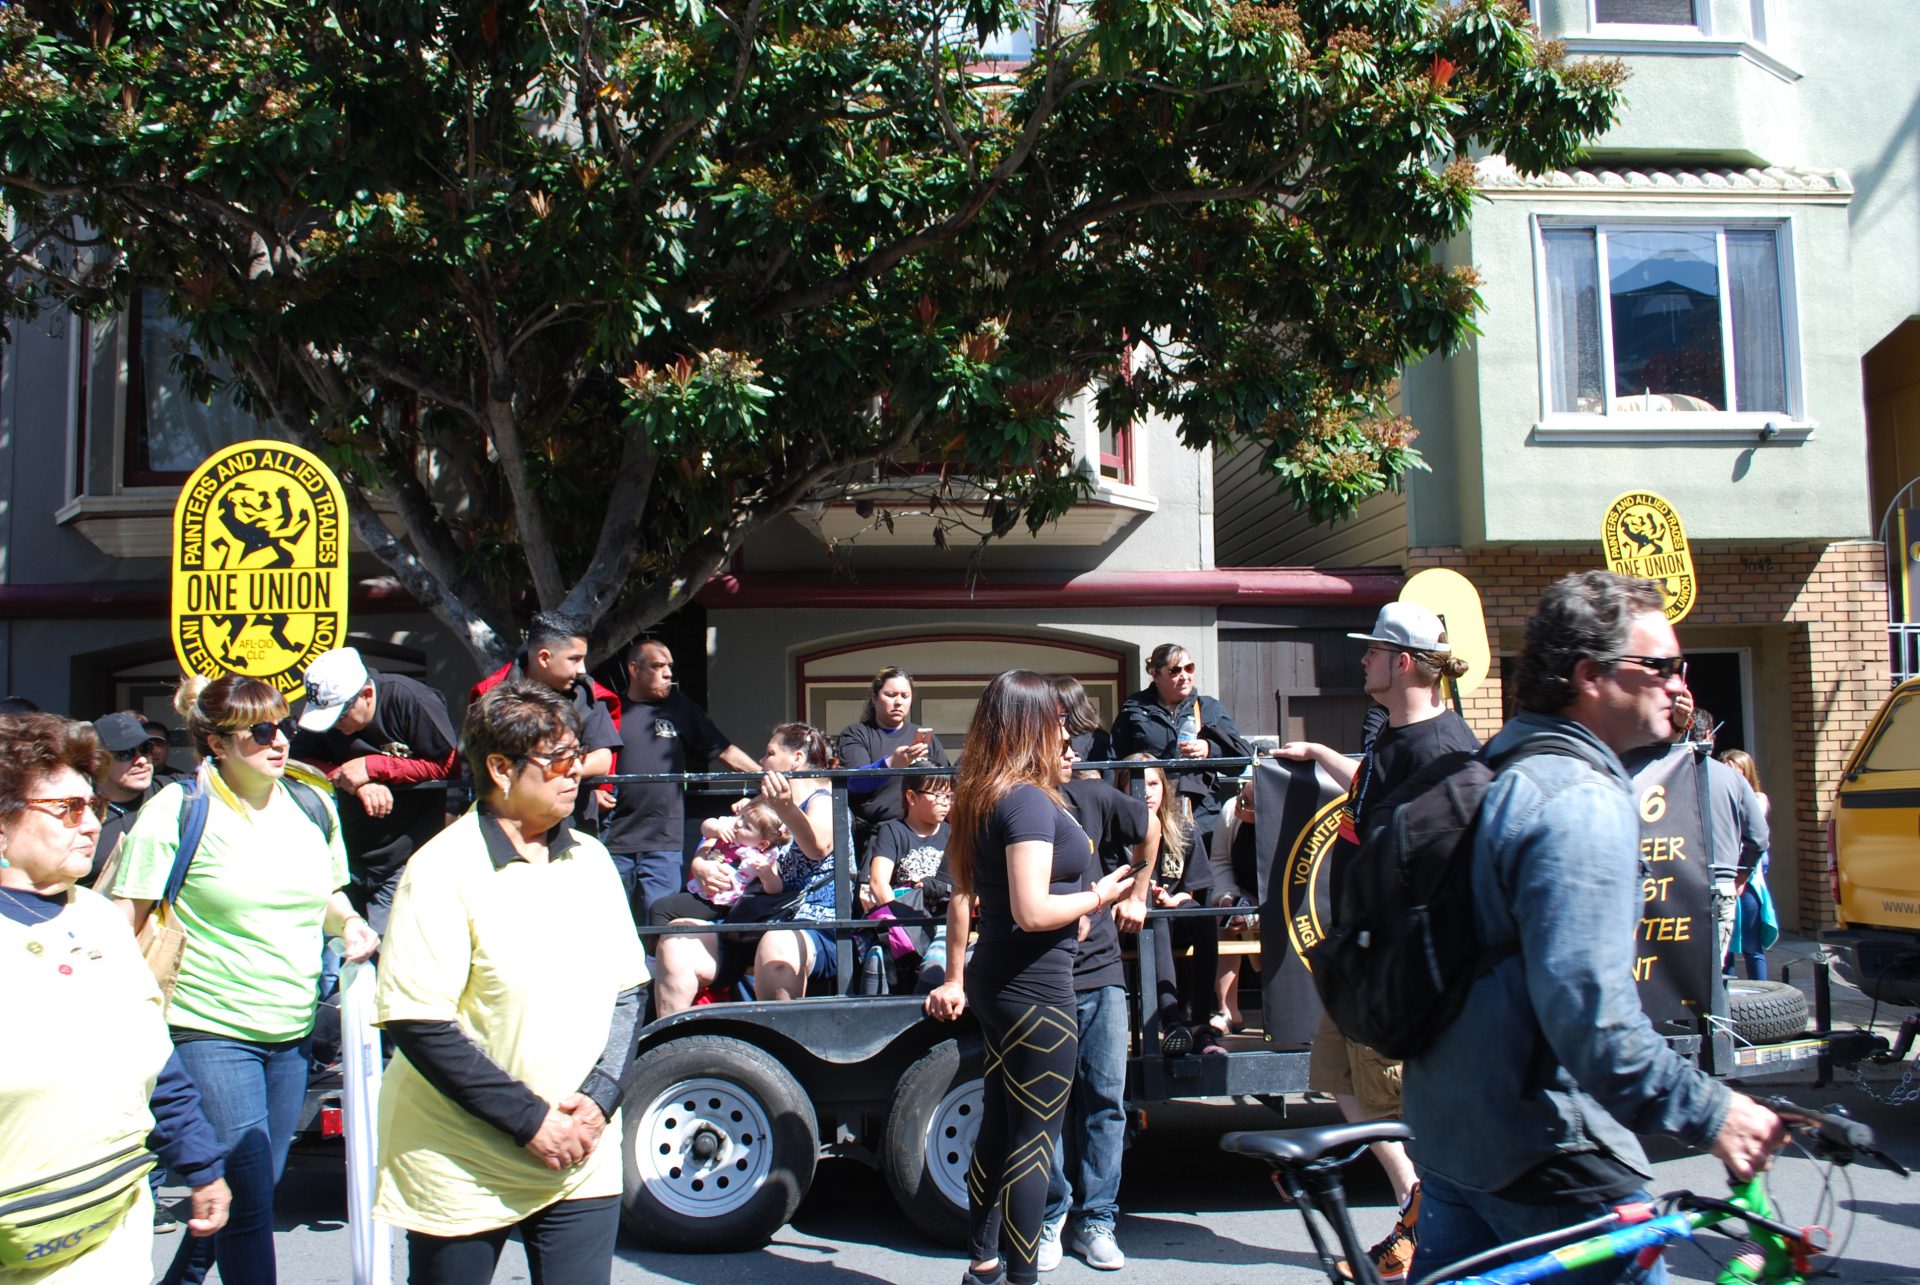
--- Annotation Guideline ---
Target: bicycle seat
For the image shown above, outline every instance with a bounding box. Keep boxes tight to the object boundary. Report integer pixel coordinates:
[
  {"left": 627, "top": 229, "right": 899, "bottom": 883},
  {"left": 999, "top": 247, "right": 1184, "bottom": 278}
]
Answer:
[{"left": 1220, "top": 1121, "right": 1413, "bottom": 1167}]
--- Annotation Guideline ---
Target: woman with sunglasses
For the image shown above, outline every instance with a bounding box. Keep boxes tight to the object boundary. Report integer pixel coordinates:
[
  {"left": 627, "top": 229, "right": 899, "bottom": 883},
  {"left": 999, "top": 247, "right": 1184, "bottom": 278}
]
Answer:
[
  {"left": 372, "top": 681, "right": 647, "bottom": 1283},
  {"left": 0, "top": 712, "right": 231, "bottom": 1283},
  {"left": 1110, "top": 644, "right": 1251, "bottom": 874},
  {"left": 111, "top": 674, "right": 375, "bottom": 1285}
]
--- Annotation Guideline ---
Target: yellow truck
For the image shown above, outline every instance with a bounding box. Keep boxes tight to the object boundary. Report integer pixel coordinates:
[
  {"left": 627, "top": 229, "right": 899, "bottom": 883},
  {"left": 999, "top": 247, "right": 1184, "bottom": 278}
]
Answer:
[{"left": 1824, "top": 676, "right": 1920, "bottom": 1007}]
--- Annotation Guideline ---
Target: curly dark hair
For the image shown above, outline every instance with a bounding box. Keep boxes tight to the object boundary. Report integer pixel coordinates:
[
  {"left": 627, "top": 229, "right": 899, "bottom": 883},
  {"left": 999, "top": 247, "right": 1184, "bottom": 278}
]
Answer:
[
  {"left": 0, "top": 714, "right": 106, "bottom": 817},
  {"left": 463, "top": 680, "right": 582, "bottom": 799},
  {"left": 1514, "top": 571, "right": 1666, "bottom": 714}
]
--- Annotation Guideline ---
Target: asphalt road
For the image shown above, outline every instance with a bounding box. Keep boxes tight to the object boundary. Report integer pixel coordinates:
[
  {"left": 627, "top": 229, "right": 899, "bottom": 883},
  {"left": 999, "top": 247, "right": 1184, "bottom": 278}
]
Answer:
[{"left": 156, "top": 1080, "right": 1920, "bottom": 1284}]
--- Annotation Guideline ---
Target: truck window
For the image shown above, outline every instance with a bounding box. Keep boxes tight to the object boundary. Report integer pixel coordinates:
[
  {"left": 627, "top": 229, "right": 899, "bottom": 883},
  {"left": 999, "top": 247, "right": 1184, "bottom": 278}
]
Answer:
[{"left": 1855, "top": 692, "right": 1920, "bottom": 774}]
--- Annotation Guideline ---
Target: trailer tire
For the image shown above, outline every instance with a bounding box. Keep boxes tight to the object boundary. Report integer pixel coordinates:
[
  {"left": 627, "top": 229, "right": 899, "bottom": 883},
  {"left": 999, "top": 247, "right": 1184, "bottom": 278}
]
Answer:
[
  {"left": 620, "top": 1035, "right": 817, "bottom": 1251},
  {"left": 1727, "top": 979, "right": 1809, "bottom": 1044},
  {"left": 884, "top": 1038, "right": 985, "bottom": 1248}
]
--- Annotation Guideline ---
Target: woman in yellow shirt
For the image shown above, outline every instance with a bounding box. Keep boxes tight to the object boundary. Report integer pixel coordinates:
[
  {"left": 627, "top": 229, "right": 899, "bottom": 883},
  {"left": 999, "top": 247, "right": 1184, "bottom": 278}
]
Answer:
[{"left": 375, "top": 680, "right": 647, "bottom": 1284}]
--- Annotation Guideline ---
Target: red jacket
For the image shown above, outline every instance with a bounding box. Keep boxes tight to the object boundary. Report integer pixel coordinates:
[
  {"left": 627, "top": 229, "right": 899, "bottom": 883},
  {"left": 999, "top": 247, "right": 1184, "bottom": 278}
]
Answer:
[{"left": 470, "top": 658, "right": 623, "bottom": 730}]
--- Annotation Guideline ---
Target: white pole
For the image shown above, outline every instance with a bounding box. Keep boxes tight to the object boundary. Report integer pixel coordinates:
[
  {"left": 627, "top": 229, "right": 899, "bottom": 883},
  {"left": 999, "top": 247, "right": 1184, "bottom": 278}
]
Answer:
[{"left": 339, "top": 961, "right": 392, "bottom": 1285}]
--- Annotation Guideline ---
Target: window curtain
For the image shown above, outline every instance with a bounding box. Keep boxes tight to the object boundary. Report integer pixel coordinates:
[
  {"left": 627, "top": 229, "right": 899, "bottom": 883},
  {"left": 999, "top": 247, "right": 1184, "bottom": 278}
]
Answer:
[
  {"left": 1542, "top": 229, "right": 1603, "bottom": 414},
  {"left": 1726, "top": 230, "right": 1788, "bottom": 413}
]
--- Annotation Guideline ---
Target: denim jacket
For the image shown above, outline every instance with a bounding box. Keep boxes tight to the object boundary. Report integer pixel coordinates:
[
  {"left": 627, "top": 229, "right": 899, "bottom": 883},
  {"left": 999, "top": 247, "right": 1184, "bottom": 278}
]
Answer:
[{"left": 1403, "top": 711, "right": 1731, "bottom": 1194}]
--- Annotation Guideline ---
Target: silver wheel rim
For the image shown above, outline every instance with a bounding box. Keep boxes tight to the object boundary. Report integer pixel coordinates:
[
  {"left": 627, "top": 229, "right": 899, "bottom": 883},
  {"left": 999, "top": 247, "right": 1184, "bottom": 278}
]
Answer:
[
  {"left": 923, "top": 1077, "right": 983, "bottom": 1210},
  {"left": 633, "top": 1077, "right": 775, "bottom": 1218}
]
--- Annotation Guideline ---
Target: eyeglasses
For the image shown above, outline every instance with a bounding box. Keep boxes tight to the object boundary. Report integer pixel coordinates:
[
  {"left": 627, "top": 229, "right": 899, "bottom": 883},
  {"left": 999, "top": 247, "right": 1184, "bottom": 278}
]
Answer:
[
  {"left": 22, "top": 795, "right": 107, "bottom": 826},
  {"left": 239, "top": 718, "right": 296, "bottom": 747},
  {"left": 521, "top": 745, "right": 583, "bottom": 779},
  {"left": 1159, "top": 662, "right": 1197, "bottom": 675},
  {"left": 1608, "top": 654, "right": 1689, "bottom": 681},
  {"left": 110, "top": 739, "right": 167, "bottom": 763}
]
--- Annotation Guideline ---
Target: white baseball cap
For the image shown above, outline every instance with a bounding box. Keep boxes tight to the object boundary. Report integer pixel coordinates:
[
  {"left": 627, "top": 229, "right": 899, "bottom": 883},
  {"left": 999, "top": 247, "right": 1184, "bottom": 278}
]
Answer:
[
  {"left": 298, "top": 647, "right": 370, "bottom": 732},
  {"left": 1347, "top": 601, "right": 1451, "bottom": 654}
]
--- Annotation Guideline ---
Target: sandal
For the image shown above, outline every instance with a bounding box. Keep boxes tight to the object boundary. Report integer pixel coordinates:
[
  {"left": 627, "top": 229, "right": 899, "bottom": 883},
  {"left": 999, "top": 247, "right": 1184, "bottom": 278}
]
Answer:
[{"left": 1209, "top": 1009, "right": 1246, "bottom": 1036}]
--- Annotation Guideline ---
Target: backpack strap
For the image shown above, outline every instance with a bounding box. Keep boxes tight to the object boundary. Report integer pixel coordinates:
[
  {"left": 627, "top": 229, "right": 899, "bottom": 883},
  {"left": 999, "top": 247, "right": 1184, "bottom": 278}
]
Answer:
[
  {"left": 163, "top": 777, "right": 211, "bottom": 907},
  {"left": 283, "top": 778, "right": 336, "bottom": 844}
]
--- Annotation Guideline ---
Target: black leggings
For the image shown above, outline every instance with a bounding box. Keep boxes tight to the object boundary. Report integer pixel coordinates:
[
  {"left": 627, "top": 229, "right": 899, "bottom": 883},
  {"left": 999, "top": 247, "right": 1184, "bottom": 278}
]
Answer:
[
  {"left": 406, "top": 1194, "right": 619, "bottom": 1285},
  {"left": 967, "top": 988, "right": 1079, "bottom": 1285}
]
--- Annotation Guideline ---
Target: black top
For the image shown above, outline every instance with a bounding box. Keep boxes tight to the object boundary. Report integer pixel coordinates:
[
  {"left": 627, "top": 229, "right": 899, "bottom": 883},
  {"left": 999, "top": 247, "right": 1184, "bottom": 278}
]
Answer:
[
  {"left": 291, "top": 670, "right": 459, "bottom": 887},
  {"left": 838, "top": 720, "right": 951, "bottom": 834},
  {"left": 965, "top": 783, "right": 1094, "bottom": 1004},
  {"left": 603, "top": 691, "right": 733, "bottom": 854},
  {"left": 1332, "top": 709, "right": 1481, "bottom": 908},
  {"left": 1069, "top": 728, "right": 1116, "bottom": 782},
  {"left": 866, "top": 818, "right": 950, "bottom": 890},
  {"left": 1353, "top": 710, "right": 1482, "bottom": 839},
  {"left": 1060, "top": 779, "right": 1150, "bottom": 993}
]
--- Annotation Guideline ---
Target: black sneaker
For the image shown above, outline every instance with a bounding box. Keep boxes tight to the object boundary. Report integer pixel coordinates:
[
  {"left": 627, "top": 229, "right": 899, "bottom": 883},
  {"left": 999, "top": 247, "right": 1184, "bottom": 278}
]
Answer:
[
  {"left": 1159, "top": 1023, "right": 1193, "bottom": 1058},
  {"left": 153, "top": 1202, "right": 185, "bottom": 1235}
]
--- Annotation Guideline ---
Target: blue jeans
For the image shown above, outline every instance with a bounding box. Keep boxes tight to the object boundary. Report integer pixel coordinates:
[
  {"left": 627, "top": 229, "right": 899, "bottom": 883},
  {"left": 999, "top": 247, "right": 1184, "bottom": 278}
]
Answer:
[
  {"left": 1411, "top": 1169, "right": 1667, "bottom": 1285},
  {"left": 613, "top": 849, "right": 684, "bottom": 926},
  {"left": 1045, "top": 985, "right": 1128, "bottom": 1232},
  {"left": 163, "top": 1034, "right": 311, "bottom": 1285}
]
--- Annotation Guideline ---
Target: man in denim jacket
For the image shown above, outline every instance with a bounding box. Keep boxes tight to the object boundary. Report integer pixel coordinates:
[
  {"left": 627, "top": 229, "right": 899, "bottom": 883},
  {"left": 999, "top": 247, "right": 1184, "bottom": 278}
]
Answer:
[{"left": 1404, "top": 572, "right": 1785, "bottom": 1285}]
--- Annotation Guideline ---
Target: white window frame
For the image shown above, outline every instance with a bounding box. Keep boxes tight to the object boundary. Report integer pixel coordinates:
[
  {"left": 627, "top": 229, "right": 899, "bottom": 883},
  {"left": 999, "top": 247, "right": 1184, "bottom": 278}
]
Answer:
[
  {"left": 1589, "top": 0, "right": 1708, "bottom": 38},
  {"left": 1531, "top": 214, "right": 1811, "bottom": 442}
]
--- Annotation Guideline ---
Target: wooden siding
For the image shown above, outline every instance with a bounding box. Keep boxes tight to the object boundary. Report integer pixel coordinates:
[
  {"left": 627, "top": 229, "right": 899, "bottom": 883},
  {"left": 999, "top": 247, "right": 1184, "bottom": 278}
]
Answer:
[{"left": 1212, "top": 446, "right": 1410, "bottom": 567}]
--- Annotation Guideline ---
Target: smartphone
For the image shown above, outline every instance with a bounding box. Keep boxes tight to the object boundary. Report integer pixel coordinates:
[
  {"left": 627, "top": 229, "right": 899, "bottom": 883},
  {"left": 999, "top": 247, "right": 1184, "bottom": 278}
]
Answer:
[
  {"left": 1122, "top": 857, "right": 1152, "bottom": 877},
  {"left": 912, "top": 727, "right": 934, "bottom": 748}
]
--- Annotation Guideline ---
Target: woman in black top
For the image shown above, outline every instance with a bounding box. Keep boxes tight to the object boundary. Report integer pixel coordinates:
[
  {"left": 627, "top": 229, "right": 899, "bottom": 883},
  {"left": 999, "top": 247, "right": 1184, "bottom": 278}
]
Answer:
[
  {"left": 837, "top": 667, "right": 950, "bottom": 854},
  {"left": 947, "top": 670, "right": 1137, "bottom": 1285}
]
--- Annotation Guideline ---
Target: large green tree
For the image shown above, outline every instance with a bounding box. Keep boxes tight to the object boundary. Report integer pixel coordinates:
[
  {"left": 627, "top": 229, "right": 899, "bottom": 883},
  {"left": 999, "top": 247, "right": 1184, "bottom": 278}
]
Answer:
[{"left": 0, "top": 0, "right": 1619, "bottom": 667}]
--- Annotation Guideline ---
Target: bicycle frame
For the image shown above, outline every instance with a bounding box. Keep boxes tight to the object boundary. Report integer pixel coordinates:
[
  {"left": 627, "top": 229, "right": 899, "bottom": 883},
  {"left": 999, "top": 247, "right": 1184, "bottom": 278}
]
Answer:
[{"left": 1448, "top": 1177, "right": 1813, "bottom": 1285}]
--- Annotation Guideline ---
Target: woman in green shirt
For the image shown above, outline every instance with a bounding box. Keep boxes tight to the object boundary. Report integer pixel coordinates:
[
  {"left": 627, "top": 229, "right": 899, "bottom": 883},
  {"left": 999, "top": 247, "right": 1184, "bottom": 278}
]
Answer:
[{"left": 113, "top": 675, "right": 377, "bottom": 1285}]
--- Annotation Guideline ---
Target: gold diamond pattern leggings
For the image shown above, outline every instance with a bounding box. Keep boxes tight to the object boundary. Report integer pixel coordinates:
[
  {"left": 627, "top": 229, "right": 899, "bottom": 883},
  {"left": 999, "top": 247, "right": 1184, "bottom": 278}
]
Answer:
[{"left": 966, "top": 993, "right": 1080, "bottom": 1285}]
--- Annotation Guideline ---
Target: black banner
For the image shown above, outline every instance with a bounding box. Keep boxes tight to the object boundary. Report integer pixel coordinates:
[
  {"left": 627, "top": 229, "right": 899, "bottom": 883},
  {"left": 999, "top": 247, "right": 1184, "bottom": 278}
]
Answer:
[
  {"left": 1253, "top": 758, "right": 1346, "bottom": 1046},
  {"left": 1623, "top": 742, "right": 1718, "bottom": 1033}
]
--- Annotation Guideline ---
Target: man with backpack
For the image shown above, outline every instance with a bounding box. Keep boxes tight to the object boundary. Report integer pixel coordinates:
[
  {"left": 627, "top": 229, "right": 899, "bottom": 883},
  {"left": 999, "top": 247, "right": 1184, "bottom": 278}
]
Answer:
[
  {"left": 1277, "top": 601, "right": 1478, "bottom": 1282},
  {"left": 1402, "top": 571, "right": 1785, "bottom": 1285}
]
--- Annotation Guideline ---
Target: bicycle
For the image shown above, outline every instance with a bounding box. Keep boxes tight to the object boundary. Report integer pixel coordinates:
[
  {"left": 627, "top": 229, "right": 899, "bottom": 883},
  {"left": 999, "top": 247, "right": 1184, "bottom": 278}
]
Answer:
[{"left": 1219, "top": 1098, "right": 1906, "bottom": 1285}]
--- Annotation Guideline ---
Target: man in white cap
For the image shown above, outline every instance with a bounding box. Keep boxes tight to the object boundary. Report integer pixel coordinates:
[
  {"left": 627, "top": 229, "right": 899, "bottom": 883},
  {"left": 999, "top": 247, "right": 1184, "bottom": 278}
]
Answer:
[
  {"left": 1274, "top": 600, "right": 1478, "bottom": 1282},
  {"left": 291, "top": 647, "right": 459, "bottom": 933}
]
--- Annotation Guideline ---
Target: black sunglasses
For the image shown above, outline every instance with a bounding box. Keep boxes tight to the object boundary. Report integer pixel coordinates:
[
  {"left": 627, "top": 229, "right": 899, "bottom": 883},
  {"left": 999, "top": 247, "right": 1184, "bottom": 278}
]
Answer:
[
  {"left": 239, "top": 718, "right": 297, "bottom": 747},
  {"left": 1608, "top": 654, "right": 1688, "bottom": 681},
  {"left": 110, "top": 739, "right": 167, "bottom": 763}
]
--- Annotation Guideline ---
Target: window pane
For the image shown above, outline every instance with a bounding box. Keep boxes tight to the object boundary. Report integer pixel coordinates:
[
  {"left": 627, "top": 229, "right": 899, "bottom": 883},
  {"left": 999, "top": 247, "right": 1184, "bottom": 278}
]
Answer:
[
  {"left": 137, "top": 290, "right": 256, "bottom": 474},
  {"left": 1542, "top": 229, "right": 1604, "bottom": 413},
  {"left": 1607, "top": 230, "right": 1725, "bottom": 411},
  {"left": 1595, "top": 0, "right": 1695, "bottom": 24},
  {"left": 1726, "top": 230, "right": 1788, "bottom": 413}
]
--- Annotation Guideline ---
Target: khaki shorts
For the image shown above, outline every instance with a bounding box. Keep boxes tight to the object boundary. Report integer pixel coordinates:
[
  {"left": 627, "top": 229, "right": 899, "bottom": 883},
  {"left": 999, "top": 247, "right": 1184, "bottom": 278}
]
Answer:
[{"left": 1306, "top": 1008, "right": 1403, "bottom": 1119}]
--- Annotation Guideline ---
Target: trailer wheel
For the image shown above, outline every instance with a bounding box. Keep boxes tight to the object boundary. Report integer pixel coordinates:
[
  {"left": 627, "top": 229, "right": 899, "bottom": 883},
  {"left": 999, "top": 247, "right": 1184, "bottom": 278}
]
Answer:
[
  {"left": 620, "top": 1035, "right": 817, "bottom": 1251},
  {"left": 1727, "top": 979, "right": 1809, "bottom": 1044},
  {"left": 884, "top": 1038, "right": 984, "bottom": 1247}
]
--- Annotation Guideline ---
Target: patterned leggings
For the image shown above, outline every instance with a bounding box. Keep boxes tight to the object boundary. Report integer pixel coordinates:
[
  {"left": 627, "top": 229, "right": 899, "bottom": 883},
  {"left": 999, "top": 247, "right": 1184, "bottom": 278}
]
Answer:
[{"left": 967, "top": 991, "right": 1080, "bottom": 1285}]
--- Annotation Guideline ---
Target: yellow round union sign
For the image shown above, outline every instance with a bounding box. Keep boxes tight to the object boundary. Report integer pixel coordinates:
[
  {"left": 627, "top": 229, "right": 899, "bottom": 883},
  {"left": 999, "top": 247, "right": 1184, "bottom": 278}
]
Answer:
[
  {"left": 1601, "top": 490, "right": 1696, "bottom": 624},
  {"left": 170, "top": 441, "right": 349, "bottom": 699}
]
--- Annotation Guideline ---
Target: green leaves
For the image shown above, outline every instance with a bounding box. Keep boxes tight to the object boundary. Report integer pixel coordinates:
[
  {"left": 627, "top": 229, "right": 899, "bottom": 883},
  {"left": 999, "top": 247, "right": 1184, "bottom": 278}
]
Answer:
[{"left": 0, "top": 0, "right": 1619, "bottom": 656}]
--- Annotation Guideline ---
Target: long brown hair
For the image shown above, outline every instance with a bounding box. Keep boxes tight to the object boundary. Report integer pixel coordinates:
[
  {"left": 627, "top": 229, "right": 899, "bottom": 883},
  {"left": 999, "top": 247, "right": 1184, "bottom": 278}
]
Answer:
[
  {"left": 946, "top": 669, "right": 1065, "bottom": 895},
  {"left": 1116, "top": 754, "right": 1191, "bottom": 881}
]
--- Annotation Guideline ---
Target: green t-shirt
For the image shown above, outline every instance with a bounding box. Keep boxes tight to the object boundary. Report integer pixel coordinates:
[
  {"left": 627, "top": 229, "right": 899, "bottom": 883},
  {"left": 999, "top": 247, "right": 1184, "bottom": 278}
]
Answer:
[{"left": 112, "top": 776, "right": 349, "bottom": 1042}]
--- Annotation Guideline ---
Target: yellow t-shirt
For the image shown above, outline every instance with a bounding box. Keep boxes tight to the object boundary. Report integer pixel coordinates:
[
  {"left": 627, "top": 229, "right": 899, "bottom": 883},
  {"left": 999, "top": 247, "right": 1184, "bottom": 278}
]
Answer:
[
  {"left": 110, "top": 770, "right": 349, "bottom": 1043},
  {"left": 373, "top": 811, "right": 649, "bottom": 1236},
  {"left": 0, "top": 890, "right": 172, "bottom": 1212}
]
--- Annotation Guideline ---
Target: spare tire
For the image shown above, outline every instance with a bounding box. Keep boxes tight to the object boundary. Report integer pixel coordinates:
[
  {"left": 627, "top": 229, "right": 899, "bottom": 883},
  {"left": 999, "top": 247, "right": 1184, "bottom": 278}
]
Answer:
[{"left": 1727, "top": 979, "right": 1809, "bottom": 1044}]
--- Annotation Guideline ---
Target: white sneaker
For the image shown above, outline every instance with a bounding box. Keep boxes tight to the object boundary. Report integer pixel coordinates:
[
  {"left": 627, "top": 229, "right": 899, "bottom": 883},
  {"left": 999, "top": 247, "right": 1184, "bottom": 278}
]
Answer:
[
  {"left": 1037, "top": 1213, "right": 1066, "bottom": 1272},
  {"left": 1071, "top": 1223, "right": 1126, "bottom": 1270}
]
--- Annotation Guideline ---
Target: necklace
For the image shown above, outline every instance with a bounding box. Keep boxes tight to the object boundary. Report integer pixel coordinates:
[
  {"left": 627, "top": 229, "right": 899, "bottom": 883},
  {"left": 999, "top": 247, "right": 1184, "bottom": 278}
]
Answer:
[{"left": 0, "top": 886, "right": 67, "bottom": 928}]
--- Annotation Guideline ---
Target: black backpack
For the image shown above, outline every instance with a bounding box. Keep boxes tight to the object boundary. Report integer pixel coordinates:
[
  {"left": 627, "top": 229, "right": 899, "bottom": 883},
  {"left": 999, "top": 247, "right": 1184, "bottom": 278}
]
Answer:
[{"left": 1306, "top": 734, "right": 1595, "bottom": 1060}]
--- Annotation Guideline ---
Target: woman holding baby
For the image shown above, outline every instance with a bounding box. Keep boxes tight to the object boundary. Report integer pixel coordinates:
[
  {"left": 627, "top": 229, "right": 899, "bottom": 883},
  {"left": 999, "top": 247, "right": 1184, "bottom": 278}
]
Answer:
[{"left": 652, "top": 722, "right": 838, "bottom": 1013}]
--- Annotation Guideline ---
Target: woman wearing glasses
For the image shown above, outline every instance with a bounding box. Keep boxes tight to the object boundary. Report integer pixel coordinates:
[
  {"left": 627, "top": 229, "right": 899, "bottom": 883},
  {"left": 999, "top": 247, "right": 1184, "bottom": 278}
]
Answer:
[
  {"left": 373, "top": 681, "right": 647, "bottom": 1283},
  {"left": 0, "top": 712, "right": 230, "bottom": 1283},
  {"left": 112, "top": 675, "right": 375, "bottom": 1285},
  {"left": 1110, "top": 644, "right": 1250, "bottom": 886}
]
